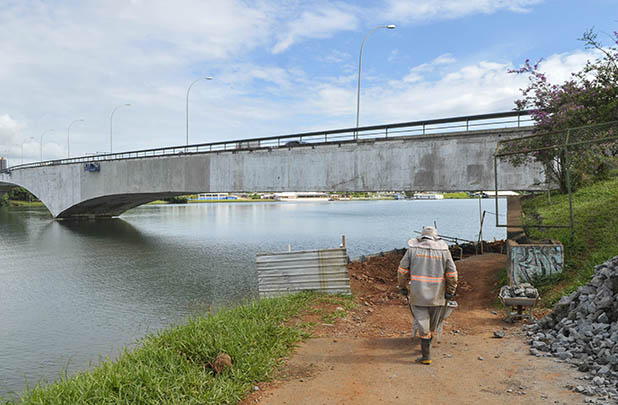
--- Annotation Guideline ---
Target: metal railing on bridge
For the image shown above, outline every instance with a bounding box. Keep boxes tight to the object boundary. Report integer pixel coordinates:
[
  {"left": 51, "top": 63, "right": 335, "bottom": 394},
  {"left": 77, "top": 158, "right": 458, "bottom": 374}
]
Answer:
[{"left": 2, "top": 110, "right": 532, "bottom": 173}]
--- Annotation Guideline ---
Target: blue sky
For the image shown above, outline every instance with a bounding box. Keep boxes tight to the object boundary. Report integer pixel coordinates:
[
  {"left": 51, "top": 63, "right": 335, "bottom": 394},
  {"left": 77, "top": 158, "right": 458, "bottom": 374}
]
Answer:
[{"left": 0, "top": 0, "right": 616, "bottom": 163}]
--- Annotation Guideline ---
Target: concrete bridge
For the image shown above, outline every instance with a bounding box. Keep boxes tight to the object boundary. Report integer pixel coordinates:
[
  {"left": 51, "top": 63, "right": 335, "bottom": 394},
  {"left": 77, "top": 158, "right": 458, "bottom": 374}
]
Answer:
[{"left": 0, "top": 111, "right": 542, "bottom": 219}]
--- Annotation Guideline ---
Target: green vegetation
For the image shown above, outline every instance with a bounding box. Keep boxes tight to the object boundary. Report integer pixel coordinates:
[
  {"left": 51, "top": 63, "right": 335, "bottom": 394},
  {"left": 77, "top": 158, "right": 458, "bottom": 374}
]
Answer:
[
  {"left": 5, "top": 200, "right": 45, "bottom": 207},
  {"left": 0, "top": 187, "right": 39, "bottom": 207},
  {"left": 163, "top": 195, "right": 188, "bottom": 204},
  {"left": 493, "top": 266, "right": 509, "bottom": 308},
  {"left": 443, "top": 192, "right": 469, "bottom": 199},
  {"left": 507, "top": 28, "right": 618, "bottom": 193},
  {"left": 306, "top": 294, "right": 356, "bottom": 324},
  {"left": 522, "top": 174, "right": 618, "bottom": 305},
  {"left": 1, "top": 293, "right": 349, "bottom": 405}
]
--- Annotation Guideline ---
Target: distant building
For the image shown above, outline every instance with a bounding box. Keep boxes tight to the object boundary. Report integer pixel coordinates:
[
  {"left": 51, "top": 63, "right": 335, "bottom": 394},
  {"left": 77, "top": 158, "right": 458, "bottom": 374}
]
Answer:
[
  {"left": 413, "top": 193, "right": 444, "bottom": 200},
  {"left": 0, "top": 157, "right": 7, "bottom": 171},
  {"left": 194, "top": 193, "right": 239, "bottom": 201}
]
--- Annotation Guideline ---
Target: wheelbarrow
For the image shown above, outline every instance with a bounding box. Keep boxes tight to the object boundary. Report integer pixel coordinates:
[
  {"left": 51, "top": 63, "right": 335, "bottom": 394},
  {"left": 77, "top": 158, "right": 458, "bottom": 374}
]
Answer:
[{"left": 499, "top": 285, "right": 539, "bottom": 323}]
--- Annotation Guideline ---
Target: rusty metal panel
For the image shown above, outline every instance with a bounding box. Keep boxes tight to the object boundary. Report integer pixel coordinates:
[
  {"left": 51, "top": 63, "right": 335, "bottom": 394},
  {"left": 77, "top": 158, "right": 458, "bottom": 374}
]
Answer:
[
  {"left": 256, "top": 248, "right": 351, "bottom": 297},
  {"left": 507, "top": 240, "right": 564, "bottom": 285}
]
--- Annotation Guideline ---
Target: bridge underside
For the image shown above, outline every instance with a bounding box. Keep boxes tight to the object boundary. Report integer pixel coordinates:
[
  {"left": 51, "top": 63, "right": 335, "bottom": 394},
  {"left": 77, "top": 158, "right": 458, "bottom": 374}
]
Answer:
[{"left": 57, "top": 193, "right": 187, "bottom": 218}]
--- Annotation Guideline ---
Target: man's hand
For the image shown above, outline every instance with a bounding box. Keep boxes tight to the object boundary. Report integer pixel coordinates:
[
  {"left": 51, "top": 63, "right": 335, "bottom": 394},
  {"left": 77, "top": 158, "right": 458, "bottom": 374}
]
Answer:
[
  {"left": 400, "top": 288, "right": 409, "bottom": 297},
  {"left": 445, "top": 293, "right": 455, "bottom": 300}
]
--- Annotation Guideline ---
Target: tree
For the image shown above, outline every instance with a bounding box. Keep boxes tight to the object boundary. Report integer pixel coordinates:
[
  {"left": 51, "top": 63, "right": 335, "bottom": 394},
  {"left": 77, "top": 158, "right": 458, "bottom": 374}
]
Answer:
[{"left": 506, "top": 28, "right": 618, "bottom": 192}]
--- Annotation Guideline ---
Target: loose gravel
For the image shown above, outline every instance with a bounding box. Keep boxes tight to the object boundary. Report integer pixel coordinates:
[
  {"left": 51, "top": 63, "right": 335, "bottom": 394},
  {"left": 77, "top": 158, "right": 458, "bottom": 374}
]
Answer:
[{"left": 525, "top": 255, "right": 618, "bottom": 403}]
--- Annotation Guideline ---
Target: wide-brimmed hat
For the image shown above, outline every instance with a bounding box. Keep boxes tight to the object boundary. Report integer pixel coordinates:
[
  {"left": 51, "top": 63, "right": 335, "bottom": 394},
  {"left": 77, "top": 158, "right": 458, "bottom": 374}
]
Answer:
[{"left": 420, "top": 226, "right": 438, "bottom": 239}]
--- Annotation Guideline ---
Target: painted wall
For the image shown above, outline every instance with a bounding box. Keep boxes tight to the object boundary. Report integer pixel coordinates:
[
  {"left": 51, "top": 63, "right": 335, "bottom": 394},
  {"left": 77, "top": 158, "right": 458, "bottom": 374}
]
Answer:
[{"left": 507, "top": 240, "right": 564, "bottom": 285}]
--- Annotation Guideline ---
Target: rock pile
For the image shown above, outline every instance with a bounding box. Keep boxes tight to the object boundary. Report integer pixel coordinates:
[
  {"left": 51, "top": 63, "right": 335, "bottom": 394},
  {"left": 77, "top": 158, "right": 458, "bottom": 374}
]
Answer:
[
  {"left": 525, "top": 255, "right": 618, "bottom": 400},
  {"left": 501, "top": 283, "right": 539, "bottom": 299}
]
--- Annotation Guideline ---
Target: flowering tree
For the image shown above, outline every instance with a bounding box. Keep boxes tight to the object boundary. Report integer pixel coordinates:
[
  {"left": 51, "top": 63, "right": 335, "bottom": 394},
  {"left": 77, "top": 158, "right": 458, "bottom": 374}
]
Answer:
[{"left": 506, "top": 28, "right": 618, "bottom": 192}]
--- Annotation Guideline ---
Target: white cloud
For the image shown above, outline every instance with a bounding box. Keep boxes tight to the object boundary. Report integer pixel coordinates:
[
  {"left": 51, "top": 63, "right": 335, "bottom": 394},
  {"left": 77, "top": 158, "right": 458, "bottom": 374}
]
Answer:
[
  {"left": 433, "top": 53, "right": 456, "bottom": 65},
  {"left": 381, "top": 0, "right": 544, "bottom": 22},
  {"left": 403, "top": 53, "right": 456, "bottom": 83},
  {"left": 538, "top": 50, "right": 601, "bottom": 83},
  {"left": 304, "top": 49, "right": 597, "bottom": 127},
  {"left": 0, "top": 115, "right": 35, "bottom": 163},
  {"left": 272, "top": 7, "right": 359, "bottom": 54},
  {"left": 0, "top": 0, "right": 600, "bottom": 166}
]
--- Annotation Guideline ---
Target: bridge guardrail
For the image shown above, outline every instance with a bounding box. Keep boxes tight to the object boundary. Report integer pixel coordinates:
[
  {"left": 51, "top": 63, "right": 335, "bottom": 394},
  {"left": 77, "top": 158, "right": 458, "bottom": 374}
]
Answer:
[{"left": 1, "top": 110, "right": 532, "bottom": 173}]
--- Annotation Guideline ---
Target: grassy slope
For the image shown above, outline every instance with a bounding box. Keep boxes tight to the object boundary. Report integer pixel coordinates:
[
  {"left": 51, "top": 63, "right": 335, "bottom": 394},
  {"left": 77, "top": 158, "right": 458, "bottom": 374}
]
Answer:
[
  {"left": 522, "top": 175, "right": 618, "bottom": 305},
  {"left": 2, "top": 293, "right": 350, "bottom": 405}
]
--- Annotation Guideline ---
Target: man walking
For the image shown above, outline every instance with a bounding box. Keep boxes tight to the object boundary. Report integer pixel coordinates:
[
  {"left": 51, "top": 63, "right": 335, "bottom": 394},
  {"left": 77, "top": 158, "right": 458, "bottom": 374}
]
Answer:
[{"left": 397, "top": 226, "right": 457, "bottom": 365}]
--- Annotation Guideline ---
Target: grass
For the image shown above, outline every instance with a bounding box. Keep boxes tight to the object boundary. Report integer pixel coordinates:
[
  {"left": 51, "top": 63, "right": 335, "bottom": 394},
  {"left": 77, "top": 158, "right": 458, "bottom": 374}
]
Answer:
[
  {"left": 2, "top": 292, "right": 353, "bottom": 405},
  {"left": 443, "top": 192, "right": 469, "bottom": 199},
  {"left": 306, "top": 294, "right": 356, "bottom": 324},
  {"left": 7, "top": 200, "right": 45, "bottom": 207},
  {"left": 521, "top": 174, "right": 618, "bottom": 306}
]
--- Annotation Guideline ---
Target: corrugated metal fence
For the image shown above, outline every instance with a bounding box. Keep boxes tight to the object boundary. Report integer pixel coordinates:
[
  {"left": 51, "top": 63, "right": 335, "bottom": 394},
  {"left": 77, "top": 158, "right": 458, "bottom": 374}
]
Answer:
[{"left": 256, "top": 248, "right": 351, "bottom": 297}]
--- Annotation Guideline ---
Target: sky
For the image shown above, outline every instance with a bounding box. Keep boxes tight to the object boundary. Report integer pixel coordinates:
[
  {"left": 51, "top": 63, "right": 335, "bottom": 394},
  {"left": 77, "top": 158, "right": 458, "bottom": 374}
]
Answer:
[{"left": 0, "top": 0, "right": 616, "bottom": 164}]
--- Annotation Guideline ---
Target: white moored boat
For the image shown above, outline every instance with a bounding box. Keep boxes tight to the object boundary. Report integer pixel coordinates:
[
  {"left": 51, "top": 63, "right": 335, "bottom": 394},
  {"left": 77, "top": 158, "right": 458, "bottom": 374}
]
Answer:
[{"left": 413, "top": 193, "right": 444, "bottom": 200}]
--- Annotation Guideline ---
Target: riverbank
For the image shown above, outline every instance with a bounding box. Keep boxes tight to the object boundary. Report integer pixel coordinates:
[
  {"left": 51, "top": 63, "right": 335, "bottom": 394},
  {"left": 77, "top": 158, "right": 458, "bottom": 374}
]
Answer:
[
  {"left": 147, "top": 199, "right": 276, "bottom": 204},
  {"left": 4, "top": 251, "right": 584, "bottom": 405},
  {"left": 1, "top": 200, "right": 44, "bottom": 207},
  {"left": 242, "top": 252, "right": 584, "bottom": 404},
  {"left": 1, "top": 294, "right": 353, "bottom": 405},
  {"left": 0, "top": 199, "right": 508, "bottom": 399}
]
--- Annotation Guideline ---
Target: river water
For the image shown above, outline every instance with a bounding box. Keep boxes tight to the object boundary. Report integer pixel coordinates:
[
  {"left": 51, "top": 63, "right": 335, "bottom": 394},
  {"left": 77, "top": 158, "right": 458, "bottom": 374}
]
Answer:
[{"left": 0, "top": 199, "right": 506, "bottom": 396}]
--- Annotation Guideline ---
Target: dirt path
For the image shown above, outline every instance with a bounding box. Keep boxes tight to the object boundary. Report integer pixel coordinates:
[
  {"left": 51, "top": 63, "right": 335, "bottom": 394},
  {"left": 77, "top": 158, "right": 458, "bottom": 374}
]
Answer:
[{"left": 243, "top": 253, "right": 584, "bottom": 404}]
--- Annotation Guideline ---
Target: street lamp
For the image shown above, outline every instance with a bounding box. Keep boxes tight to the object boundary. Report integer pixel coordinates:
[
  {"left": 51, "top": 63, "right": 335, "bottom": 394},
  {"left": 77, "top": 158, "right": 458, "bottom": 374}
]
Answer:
[
  {"left": 67, "top": 119, "right": 85, "bottom": 158},
  {"left": 186, "top": 76, "right": 213, "bottom": 147},
  {"left": 21, "top": 137, "right": 35, "bottom": 164},
  {"left": 40, "top": 129, "right": 54, "bottom": 161},
  {"left": 110, "top": 104, "right": 131, "bottom": 153},
  {"left": 355, "top": 24, "right": 396, "bottom": 138}
]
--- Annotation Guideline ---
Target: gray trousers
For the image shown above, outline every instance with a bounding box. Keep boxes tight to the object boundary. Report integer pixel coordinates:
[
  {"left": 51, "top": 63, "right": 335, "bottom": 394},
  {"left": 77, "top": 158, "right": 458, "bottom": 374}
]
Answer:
[{"left": 410, "top": 304, "right": 442, "bottom": 339}]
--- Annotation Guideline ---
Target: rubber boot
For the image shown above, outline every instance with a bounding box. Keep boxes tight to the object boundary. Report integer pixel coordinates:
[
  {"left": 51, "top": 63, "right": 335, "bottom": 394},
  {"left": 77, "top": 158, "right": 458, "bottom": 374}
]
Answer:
[{"left": 418, "top": 338, "right": 432, "bottom": 365}]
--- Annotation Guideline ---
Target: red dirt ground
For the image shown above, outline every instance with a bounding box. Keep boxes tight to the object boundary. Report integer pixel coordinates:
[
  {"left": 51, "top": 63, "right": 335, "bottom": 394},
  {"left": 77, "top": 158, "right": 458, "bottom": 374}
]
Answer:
[{"left": 241, "top": 252, "right": 585, "bottom": 405}]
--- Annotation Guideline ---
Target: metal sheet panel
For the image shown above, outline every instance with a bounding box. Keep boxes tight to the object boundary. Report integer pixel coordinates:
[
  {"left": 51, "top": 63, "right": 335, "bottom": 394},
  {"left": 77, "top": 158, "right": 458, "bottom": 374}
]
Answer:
[
  {"left": 507, "top": 240, "right": 564, "bottom": 285},
  {"left": 256, "top": 248, "right": 351, "bottom": 297}
]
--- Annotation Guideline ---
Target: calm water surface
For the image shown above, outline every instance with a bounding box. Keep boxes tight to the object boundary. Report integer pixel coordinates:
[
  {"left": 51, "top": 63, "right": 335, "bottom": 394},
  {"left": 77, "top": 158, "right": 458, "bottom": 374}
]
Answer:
[{"left": 0, "top": 199, "right": 506, "bottom": 396}]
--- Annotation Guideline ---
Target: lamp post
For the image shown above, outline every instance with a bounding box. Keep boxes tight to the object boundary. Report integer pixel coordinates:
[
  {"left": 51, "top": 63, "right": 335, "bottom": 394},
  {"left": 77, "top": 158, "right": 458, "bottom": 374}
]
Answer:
[
  {"left": 186, "top": 76, "right": 213, "bottom": 147},
  {"left": 67, "top": 119, "right": 84, "bottom": 158},
  {"left": 110, "top": 104, "right": 131, "bottom": 153},
  {"left": 40, "top": 129, "right": 54, "bottom": 161},
  {"left": 355, "top": 24, "right": 396, "bottom": 138},
  {"left": 21, "top": 137, "right": 35, "bottom": 164}
]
